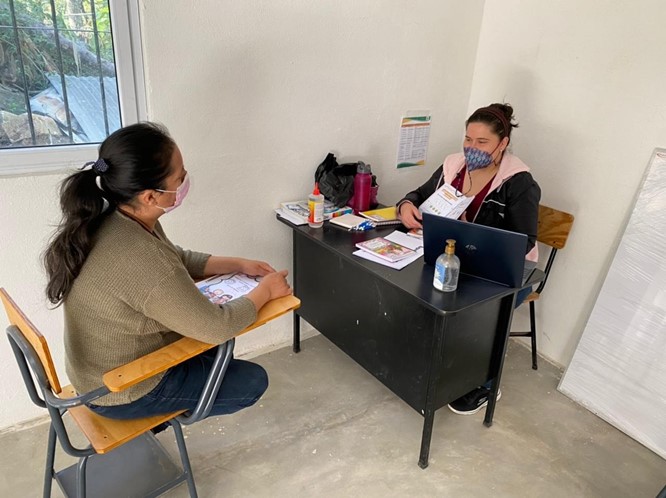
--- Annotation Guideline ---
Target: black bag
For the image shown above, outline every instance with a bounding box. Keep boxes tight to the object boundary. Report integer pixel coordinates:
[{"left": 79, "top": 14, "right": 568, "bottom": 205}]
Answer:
[{"left": 314, "top": 153, "right": 362, "bottom": 207}]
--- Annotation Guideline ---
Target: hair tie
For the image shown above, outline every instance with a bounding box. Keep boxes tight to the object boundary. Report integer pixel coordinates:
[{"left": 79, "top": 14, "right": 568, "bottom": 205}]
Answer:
[
  {"left": 81, "top": 158, "right": 109, "bottom": 174},
  {"left": 93, "top": 158, "right": 109, "bottom": 174}
]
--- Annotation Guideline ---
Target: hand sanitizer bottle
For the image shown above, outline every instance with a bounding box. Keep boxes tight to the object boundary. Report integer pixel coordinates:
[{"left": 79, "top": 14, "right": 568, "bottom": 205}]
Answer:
[
  {"left": 308, "top": 183, "right": 324, "bottom": 228},
  {"left": 433, "top": 239, "right": 460, "bottom": 292}
]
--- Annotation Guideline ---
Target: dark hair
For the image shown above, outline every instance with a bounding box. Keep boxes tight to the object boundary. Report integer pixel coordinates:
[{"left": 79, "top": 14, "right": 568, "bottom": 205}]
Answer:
[
  {"left": 466, "top": 103, "right": 519, "bottom": 142},
  {"left": 43, "top": 122, "right": 176, "bottom": 305}
]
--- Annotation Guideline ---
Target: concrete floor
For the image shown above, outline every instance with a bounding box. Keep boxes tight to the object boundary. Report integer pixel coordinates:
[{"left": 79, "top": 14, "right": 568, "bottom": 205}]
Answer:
[{"left": 1, "top": 335, "right": 665, "bottom": 497}]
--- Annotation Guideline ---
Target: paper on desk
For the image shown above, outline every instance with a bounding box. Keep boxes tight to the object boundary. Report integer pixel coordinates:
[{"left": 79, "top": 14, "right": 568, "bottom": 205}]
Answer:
[
  {"left": 196, "top": 273, "right": 260, "bottom": 304},
  {"left": 275, "top": 208, "right": 307, "bottom": 226},
  {"left": 353, "top": 230, "right": 423, "bottom": 270},
  {"left": 419, "top": 183, "right": 473, "bottom": 220}
]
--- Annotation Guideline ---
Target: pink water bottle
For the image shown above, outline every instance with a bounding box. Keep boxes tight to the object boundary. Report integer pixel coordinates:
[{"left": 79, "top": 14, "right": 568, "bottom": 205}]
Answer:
[{"left": 351, "top": 162, "right": 372, "bottom": 213}]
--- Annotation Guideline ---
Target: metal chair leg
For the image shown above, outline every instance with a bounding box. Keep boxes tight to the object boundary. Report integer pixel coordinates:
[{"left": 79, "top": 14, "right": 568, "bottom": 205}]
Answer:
[
  {"left": 44, "top": 423, "right": 56, "bottom": 498},
  {"left": 171, "top": 420, "right": 198, "bottom": 498},
  {"left": 529, "top": 300, "right": 538, "bottom": 370},
  {"left": 76, "top": 455, "right": 89, "bottom": 498}
]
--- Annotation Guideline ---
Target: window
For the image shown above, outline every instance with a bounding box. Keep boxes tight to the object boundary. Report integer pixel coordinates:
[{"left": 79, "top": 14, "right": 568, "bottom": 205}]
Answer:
[{"left": 0, "top": 0, "right": 145, "bottom": 175}]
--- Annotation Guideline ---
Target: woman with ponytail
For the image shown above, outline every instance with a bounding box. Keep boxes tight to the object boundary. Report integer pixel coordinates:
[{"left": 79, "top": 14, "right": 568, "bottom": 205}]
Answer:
[
  {"left": 44, "top": 122, "right": 291, "bottom": 420},
  {"left": 397, "top": 103, "right": 541, "bottom": 415}
]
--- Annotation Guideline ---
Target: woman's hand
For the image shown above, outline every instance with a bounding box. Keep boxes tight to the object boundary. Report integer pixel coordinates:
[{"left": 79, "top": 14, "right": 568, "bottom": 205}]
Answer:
[
  {"left": 398, "top": 202, "right": 423, "bottom": 229},
  {"left": 246, "top": 270, "right": 292, "bottom": 310},
  {"left": 258, "top": 270, "right": 292, "bottom": 300},
  {"left": 237, "top": 258, "right": 275, "bottom": 276}
]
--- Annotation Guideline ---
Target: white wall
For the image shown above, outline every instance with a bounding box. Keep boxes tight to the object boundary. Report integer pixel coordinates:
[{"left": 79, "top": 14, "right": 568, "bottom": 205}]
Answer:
[
  {"left": 0, "top": 173, "right": 65, "bottom": 430},
  {"left": 468, "top": 0, "right": 666, "bottom": 367},
  {"left": 0, "top": 0, "right": 484, "bottom": 430}
]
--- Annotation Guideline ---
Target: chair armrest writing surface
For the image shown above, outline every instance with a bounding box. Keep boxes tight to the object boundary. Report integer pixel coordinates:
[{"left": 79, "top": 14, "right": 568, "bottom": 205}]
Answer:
[{"left": 103, "top": 295, "right": 301, "bottom": 392}]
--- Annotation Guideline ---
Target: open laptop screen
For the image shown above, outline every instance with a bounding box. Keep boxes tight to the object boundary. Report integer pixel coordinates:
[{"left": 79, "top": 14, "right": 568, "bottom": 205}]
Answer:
[{"left": 422, "top": 213, "right": 529, "bottom": 287}]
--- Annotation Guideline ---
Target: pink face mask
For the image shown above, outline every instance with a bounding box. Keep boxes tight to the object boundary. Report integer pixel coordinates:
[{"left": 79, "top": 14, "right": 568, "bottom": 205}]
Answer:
[{"left": 156, "top": 173, "right": 190, "bottom": 213}]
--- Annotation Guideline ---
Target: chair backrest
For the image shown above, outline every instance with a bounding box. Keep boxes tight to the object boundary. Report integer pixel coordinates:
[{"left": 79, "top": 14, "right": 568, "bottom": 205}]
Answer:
[
  {"left": 533, "top": 205, "right": 574, "bottom": 294},
  {"left": 536, "top": 205, "right": 574, "bottom": 249},
  {"left": 1, "top": 288, "right": 62, "bottom": 394}
]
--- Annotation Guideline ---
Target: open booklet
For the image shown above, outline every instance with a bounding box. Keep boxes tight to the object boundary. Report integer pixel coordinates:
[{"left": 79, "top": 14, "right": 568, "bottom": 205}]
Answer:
[
  {"left": 355, "top": 236, "right": 416, "bottom": 263},
  {"left": 353, "top": 230, "right": 424, "bottom": 270},
  {"left": 419, "top": 183, "right": 473, "bottom": 219},
  {"left": 196, "top": 273, "right": 261, "bottom": 305}
]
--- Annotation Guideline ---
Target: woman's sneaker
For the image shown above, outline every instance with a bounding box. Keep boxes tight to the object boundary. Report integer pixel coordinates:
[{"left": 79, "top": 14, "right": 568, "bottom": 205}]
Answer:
[{"left": 448, "top": 387, "right": 502, "bottom": 415}]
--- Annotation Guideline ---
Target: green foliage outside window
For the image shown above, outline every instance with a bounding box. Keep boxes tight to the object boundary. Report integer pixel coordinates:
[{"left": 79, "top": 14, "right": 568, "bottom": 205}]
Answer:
[{"left": 0, "top": 0, "right": 118, "bottom": 148}]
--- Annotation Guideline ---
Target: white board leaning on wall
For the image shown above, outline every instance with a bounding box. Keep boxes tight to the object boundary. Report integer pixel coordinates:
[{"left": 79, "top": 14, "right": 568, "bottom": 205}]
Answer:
[{"left": 559, "top": 148, "right": 666, "bottom": 459}]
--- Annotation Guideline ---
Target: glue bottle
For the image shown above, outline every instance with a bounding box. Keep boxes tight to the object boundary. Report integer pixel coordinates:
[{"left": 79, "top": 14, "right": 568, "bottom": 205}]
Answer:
[
  {"left": 308, "top": 183, "right": 324, "bottom": 228},
  {"left": 433, "top": 239, "right": 460, "bottom": 292}
]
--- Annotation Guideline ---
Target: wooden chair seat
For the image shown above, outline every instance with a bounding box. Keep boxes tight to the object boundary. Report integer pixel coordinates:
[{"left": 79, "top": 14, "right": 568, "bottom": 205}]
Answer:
[{"left": 61, "top": 384, "right": 186, "bottom": 454}]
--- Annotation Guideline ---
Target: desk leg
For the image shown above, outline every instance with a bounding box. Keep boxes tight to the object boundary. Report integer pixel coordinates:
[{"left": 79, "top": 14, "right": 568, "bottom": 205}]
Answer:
[
  {"left": 484, "top": 293, "right": 516, "bottom": 427},
  {"left": 292, "top": 230, "right": 301, "bottom": 353},
  {"left": 293, "top": 311, "right": 301, "bottom": 353},
  {"left": 418, "top": 406, "right": 435, "bottom": 469},
  {"left": 419, "top": 315, "right": 447, "bottom": 469}
]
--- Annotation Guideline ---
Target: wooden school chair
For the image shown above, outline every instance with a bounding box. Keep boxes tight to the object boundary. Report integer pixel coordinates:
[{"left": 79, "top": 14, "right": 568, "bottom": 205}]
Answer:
[
  {"left": 511, "top": 205, "right": 574, "bottom": 370},
  {"left": 1, "top": 288, "right": 299, "bottom": 498}
]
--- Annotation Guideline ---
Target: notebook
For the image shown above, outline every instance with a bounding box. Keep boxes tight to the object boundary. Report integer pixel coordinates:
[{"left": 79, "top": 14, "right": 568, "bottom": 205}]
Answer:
[
  {"left": 359, "top": 207, "right": 403, "bottom": 227},
  {"left": 422, "top": 213, "right": 530, "bottom": 287},
  {"left": 329, "top": 213, "right": 371, "bottom": 230}
]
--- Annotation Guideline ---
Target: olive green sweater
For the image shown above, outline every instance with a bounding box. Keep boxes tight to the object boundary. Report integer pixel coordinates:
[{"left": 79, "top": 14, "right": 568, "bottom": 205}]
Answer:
[{"left": 64, "top": 211, "right": 257, "bottom": 406}]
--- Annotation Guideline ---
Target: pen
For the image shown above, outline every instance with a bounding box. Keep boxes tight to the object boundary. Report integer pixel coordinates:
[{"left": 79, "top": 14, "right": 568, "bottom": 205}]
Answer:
[{"left": 353, "top": 221, "right": 376, "bottom": 231}]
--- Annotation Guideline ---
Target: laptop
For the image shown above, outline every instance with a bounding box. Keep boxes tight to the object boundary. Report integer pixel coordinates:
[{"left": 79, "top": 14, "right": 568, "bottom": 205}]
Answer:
[{"left": 422, "top": 213, "right": 534, "bottom": 287}]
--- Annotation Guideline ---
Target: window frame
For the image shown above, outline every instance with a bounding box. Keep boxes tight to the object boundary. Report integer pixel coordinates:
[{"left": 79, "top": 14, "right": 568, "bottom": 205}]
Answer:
[{"left": 0, "top": 0, "right": 147, "bottom": 177}]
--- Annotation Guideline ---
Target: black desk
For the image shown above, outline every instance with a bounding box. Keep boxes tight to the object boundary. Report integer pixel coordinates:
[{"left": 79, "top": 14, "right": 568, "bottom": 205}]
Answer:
[{"left": 278, "top": 217, "right": 544, "bottom": 468}]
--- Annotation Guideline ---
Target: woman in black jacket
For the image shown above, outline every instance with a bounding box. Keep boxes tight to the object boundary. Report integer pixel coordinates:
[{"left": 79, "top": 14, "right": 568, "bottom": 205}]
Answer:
[{"left": 398, "top": 103, "right": 541, "bottom": 414}]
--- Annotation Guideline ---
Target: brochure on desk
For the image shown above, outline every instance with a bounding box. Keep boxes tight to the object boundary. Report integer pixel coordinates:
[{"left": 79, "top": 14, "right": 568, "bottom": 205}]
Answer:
[
  {"left": 196, "top": 273, "right": 261, "bottom": 305},
  {"left": 353, "top": 230, "right": 423, "bottom": 270}
]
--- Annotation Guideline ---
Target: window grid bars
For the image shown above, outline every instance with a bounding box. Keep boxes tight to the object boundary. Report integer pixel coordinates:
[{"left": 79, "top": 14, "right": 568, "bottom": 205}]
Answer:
[
  {"left": 89, "top": 0, "right": 110, "bottom": 136},
  {"left": 8, "top": 0, "right": 36, "bottom": 144},
  {"left": 4, "top": 0, "right": 114, "bottom": 147},
  {"left": 48, "top": 0, "right": 75, "bottom": 142}
]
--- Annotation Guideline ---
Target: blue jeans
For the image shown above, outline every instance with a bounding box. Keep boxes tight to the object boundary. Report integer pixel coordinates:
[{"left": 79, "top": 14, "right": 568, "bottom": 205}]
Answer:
[
  {"left": 515, "top": 286, "right": 532, "bottom": 308},
  {"left": 88, "top": 348, "right": 268, "bottom": 419}
]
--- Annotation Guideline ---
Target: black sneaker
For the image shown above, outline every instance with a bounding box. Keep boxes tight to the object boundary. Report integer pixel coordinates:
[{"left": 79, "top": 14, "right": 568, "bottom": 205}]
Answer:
[{"left": 448, "top": 387, "right": 502, "bottom": 415}]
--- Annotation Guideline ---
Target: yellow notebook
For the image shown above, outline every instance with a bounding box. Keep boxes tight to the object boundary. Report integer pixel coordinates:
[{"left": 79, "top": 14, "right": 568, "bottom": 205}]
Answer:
[{"left": 359, "top": 207, "right": 402, "bottom": 226}]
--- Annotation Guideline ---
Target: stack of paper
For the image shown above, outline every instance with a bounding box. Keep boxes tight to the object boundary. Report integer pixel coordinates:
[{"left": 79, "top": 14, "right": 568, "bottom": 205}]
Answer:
[
  {"left": 329, "top": 213, "right": 372, "bottom": 230},
  {"left": 353, "top": 230, "right": 424, "bottom": 270},
  {"left": 277, "top": 200, "right": 353, "bottom": 226}
]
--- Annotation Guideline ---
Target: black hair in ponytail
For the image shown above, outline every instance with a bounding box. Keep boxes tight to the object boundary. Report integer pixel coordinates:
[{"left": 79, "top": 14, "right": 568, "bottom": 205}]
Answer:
[{"left": 44, "top": 122, "right": 175, "bottom": 305}]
